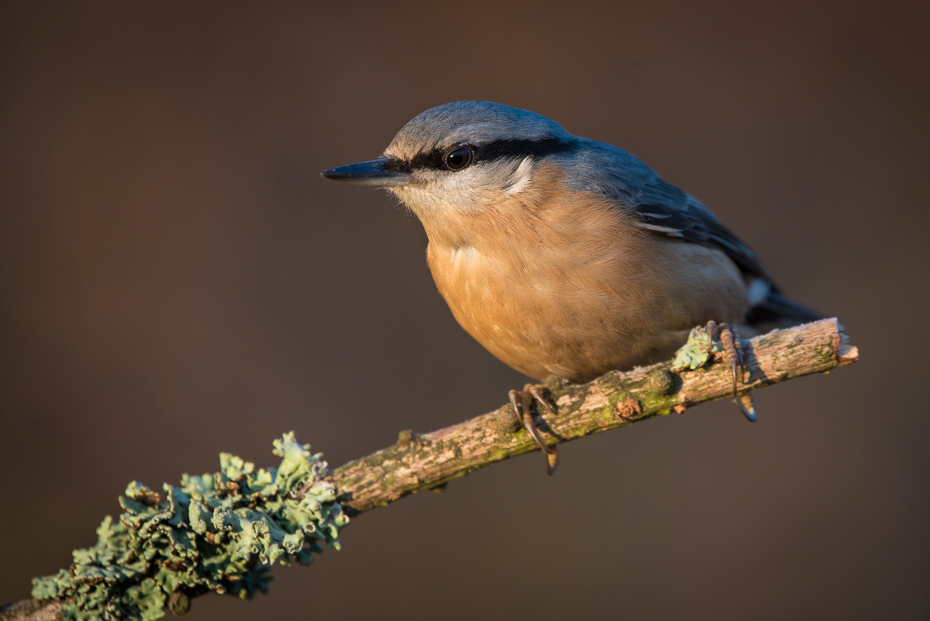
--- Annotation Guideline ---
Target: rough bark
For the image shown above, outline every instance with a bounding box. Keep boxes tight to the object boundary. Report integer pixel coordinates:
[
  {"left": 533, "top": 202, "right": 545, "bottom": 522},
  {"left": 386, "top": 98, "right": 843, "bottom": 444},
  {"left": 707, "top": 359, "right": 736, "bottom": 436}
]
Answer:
[
  {"left": 1, "top": 318, "right": 857, "bottom": 621},
  {"left": 0, "top": 600, "right": 68, "bottom": 621},
  {"left": 331, "top": 318, "right": 857, "bottom": 512}
]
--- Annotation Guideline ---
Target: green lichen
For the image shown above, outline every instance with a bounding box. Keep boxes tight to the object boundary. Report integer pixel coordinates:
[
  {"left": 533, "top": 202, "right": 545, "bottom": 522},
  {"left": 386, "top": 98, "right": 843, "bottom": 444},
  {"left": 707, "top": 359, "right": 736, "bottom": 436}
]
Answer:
[
  {"left": 814, "top": 341, "right": 837, "bottom": 365},
  {"left": 31, "top": 433, "right": 349, "bottom": 621},
  {"left": 671, "top": 326, "right": 716, "bottom": 371}
]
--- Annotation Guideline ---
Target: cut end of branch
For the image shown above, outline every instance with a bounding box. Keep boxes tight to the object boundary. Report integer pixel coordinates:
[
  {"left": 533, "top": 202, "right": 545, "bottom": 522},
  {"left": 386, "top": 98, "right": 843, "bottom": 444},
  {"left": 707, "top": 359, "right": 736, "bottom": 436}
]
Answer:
[
  {"left": 334, "top": 318, "right": 857, "bottom": 513},
  {"left": 836, "top": 321, "right": 859, "bottom": 365},
  {"left": 4, "top": 319, "right": 858, "bottom": 621}
]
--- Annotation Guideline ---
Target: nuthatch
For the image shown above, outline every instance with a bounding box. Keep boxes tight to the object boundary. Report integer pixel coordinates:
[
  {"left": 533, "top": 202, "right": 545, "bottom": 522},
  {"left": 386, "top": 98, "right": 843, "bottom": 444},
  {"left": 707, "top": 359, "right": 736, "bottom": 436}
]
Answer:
[{"left": 323, "top": 101, "right": 821, "bottom": 473}]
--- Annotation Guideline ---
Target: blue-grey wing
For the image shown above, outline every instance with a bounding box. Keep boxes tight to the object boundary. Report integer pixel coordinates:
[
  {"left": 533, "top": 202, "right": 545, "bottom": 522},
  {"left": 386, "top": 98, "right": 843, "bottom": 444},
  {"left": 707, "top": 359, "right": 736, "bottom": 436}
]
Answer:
[
  {"left": 629, "top": 178, "right": 771, "bottom": 280},
  {"left": 570, "top": 139, "right": 771, "bottom": 281},
  {"left": 628, "top": 178, "right": 826, "bottom": 324},
  {"left": 567, "top": 139, "right": 824, "bottom": 324}
]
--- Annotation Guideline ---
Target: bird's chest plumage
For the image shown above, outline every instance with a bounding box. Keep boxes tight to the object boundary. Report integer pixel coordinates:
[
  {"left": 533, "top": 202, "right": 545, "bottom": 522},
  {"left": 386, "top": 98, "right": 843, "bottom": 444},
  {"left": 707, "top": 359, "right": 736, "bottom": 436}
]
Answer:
[
  {"left": 429, "top": 241, "right": 568, "bottom": 349},
  {"left": 424, "top": 206, "right": 717, "bottom": 381},
  {"left": 429, "top": 240, "right": 629, "bottom": 382},
  {"left": 422, "top": 194, "right": 748, "bottom": 383}
]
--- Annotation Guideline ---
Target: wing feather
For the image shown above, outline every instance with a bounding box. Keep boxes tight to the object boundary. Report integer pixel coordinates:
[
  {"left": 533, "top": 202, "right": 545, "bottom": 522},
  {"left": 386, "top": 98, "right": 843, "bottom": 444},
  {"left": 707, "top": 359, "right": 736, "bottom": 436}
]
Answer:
[
  {"left": 564, "top": 139, "right": 824, "bottom": 323},
  {"left": 571, "top": 140, "right": 772, "bottom": 282}
]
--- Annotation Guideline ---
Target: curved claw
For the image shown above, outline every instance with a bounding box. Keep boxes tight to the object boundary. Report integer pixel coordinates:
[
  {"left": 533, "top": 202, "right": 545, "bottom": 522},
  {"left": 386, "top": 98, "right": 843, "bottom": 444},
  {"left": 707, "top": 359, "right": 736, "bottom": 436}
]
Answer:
[
  {"left": 545, "top": 448, "right": 558, "bottom": 476},
  {"left": 710, "top": 322, "right": 757, "bottom": 423},
  {"left": 528, "top": 384, "right": 555, "bottom": 414},
  {"left": 737, "top": 393, "right": 757, "bottom": 422},
  {"left": 509, "top": 386, "right": 559, "bottom": 475}
]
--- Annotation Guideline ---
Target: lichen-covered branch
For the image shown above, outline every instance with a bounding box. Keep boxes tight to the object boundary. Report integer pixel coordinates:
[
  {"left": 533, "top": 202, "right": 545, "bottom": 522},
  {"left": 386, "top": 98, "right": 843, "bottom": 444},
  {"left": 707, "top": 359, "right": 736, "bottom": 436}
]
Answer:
[
  {"left": 1, "top": 319, "right": 857, "bottom": 621},
  {"left": 2, "top": 436, "right": 349, "bottom": 621},
  {"left": 331, "top": 318, "right": 857, "bottom": 513}
]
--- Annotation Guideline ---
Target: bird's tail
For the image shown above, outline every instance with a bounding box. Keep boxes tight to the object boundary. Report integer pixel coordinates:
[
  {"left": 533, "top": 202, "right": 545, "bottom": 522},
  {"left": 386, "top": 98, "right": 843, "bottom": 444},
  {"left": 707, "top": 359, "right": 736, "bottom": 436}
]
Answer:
[{"left": 746, "top": 289, "right": 825, "bottom": 333}]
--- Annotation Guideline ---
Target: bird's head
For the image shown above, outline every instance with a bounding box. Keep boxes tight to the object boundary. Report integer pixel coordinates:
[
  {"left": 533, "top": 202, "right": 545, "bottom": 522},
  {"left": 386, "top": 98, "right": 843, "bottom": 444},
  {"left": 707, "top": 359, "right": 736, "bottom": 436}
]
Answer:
[{"left": 322, "top": 102, "right": 578, "bottom": 224}]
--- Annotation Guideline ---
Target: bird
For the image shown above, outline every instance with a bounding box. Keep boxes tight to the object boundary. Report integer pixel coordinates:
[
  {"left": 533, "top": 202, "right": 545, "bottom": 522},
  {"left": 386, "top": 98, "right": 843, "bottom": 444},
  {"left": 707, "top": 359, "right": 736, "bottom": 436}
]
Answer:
[{"left": 322, "top": 101, "right": 821, "bottom": 474}]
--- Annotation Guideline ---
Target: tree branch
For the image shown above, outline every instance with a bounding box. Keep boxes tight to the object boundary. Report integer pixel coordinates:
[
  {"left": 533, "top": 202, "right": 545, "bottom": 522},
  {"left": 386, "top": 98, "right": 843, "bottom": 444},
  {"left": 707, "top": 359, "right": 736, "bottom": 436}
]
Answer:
[
  {"left": 1, "top": 318, "right": 857, "bottom": 621},
  {"left": 332, "top": 318, "right": 857, "bottom": 512}
]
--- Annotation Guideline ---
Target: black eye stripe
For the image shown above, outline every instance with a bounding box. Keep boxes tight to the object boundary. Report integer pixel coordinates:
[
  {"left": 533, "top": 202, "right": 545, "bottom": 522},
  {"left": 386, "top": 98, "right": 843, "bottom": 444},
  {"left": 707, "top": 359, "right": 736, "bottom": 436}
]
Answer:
[
  {"left": 398, "top": 136, "right": 577, "bottom": 172},
  {"left": 404, "top": 149, "right": 446, "bottom": 171},
  {"left": 474, "top": 137, "right": 578, "bottom": 161},
  {"left": 382, "top": 158, "right": 413, "bottom": 173}
]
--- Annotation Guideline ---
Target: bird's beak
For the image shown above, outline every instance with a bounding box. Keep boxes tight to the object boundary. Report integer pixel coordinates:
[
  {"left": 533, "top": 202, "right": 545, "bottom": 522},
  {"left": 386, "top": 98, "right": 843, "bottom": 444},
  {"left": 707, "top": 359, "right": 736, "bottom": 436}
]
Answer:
[{"left": 320, "top": 158, "right": 410, "bottom": 187}]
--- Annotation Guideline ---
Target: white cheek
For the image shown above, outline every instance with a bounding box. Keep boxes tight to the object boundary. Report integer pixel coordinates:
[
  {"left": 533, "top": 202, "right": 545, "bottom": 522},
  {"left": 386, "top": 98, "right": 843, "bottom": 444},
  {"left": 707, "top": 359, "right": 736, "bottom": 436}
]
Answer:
[
  {"left": 389, "top": 186, "right": 438, "bottom": 214},
  {"left": 503, "top": 157, "right": 533, "bottom": 194},
  {"left": 390, "top": 181, "right": 483, "bottom": 217},
  {"left": 390, "top": 159, "right": 533, "bottom": 216}
]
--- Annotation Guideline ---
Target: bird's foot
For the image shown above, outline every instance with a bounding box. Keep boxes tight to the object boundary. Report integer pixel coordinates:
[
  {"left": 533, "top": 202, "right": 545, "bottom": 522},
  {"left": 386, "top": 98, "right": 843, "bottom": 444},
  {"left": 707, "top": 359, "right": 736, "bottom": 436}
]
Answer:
[
  {"left": 508, "top": 384, "right": 559, "bottom": 475},
  {"left": 672, "top": 321, "right": 756, "bottom": 422},
  {"left": 708, "top": 322, "right": 757, "bottom": 422}
]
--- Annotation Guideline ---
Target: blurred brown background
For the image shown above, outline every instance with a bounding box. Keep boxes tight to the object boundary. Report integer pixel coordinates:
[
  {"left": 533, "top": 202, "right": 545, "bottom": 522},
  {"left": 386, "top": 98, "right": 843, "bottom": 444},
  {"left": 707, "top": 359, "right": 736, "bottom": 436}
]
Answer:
[{"left": 1, "top": 1, "right": 928, "bottom": 619}]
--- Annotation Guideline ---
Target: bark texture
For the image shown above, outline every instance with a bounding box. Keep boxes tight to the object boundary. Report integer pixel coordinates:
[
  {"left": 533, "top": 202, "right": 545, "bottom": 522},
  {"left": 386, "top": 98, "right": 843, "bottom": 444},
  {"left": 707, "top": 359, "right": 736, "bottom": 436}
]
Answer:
[
  {"left": 332, "top": 318, "right": 856, "bottom": 512},
  {"left": 1, "top": 318, "right": 857, "bottom": 621}
]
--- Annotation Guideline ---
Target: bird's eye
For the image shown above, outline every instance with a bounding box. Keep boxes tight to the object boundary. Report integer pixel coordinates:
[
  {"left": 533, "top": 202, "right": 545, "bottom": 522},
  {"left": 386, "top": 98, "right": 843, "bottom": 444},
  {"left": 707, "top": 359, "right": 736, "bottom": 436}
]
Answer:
[{"left": 444, "top": 146, "right": 473, "bottom": 171}]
